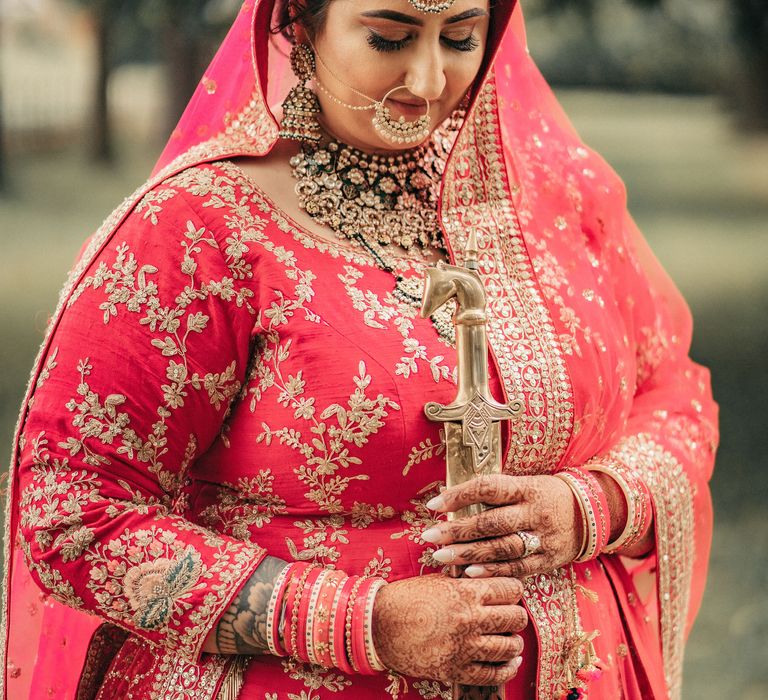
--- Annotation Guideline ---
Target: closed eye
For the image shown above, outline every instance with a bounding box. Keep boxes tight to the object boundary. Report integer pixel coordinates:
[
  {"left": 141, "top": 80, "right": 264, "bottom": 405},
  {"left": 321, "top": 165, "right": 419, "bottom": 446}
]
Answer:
[{"left": 366, "top": 31, "right": 480, "bottom": 53}]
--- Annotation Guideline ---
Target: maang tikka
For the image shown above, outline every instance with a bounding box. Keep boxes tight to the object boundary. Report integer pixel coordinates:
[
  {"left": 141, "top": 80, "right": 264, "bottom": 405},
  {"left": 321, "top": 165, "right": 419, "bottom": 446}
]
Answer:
[
  {"left": 279, "top": 43, "right": 322, "bottom": 144},
  {"left": 408, "top": 0, "right": 457, "bottom": 12}
]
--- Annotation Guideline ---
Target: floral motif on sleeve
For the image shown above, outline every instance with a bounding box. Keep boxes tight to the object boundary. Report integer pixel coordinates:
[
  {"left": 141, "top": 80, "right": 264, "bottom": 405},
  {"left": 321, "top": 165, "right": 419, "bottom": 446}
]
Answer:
[
  {"left": 17, "top": 184, "right": 269, "bottom": 658},
  {"left": 87, "top": 529, "right": 215, "bottom": 641}
]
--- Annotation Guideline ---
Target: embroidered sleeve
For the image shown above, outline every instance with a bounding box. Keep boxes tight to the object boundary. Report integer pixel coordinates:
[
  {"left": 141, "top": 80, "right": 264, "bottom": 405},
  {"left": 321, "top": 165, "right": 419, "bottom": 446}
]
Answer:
[
  {"left": 585, "top": 211, "right": 719, "bottom": 697},
  {"left": 17, "top": 182, "right": 267, "bottom": 661}
]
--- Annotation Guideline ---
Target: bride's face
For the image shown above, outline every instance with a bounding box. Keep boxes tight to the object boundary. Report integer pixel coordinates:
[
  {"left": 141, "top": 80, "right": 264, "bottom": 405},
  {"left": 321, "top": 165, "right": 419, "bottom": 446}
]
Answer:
[{"left": 300, "top": 0, "right": 491, "bottom": 152}]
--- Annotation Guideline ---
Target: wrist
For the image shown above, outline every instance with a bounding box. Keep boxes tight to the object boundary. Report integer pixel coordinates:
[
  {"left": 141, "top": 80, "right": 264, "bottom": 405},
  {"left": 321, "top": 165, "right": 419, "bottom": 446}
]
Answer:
[
  {"left": 585, "top": 460, "right": 654, "bottom": 555},
  {"left": 555, "top": 468, "right": 610, "bottom": 562}
]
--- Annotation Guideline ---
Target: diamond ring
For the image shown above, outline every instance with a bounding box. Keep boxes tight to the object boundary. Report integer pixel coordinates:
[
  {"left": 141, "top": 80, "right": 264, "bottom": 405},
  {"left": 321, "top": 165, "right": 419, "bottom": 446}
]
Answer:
[{"left": 515, "top": 531, "right": 542, "bottom": 558}]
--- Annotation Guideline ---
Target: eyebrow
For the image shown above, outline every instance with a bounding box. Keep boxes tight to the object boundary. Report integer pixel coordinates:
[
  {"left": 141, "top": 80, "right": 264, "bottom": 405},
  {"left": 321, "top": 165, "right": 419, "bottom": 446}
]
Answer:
[{"left": 359, "top": 8, "right": 488, "bottom": 27}]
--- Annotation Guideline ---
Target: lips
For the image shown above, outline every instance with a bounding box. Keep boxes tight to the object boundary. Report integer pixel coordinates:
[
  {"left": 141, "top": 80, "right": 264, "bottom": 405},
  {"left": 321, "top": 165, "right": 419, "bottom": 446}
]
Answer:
[{"left": 388, "top": 99, "right": 430, "bottom": 117}]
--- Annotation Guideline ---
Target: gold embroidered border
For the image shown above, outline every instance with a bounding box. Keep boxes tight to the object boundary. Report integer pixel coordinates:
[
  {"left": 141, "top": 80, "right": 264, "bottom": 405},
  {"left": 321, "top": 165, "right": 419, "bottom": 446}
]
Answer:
[
  {"left": 440, "top": 81, "right": 574, "bottom": 476},
  {"left": 439, "top": 75, "right": 578, "bottom": 700},
  {"left": 151, "top": 651, "right": 232, "bottom": 700},
  {"left": 603, "top": 434, "right": 694, "bottom": 700},
  {"left": 522, "top": 569, "right": 580, "bottom": 699}
]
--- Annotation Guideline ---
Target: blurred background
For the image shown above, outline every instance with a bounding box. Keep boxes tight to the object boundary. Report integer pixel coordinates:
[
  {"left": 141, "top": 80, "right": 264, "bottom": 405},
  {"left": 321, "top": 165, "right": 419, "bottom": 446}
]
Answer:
[{"left": 1, "top": 0, "right": 766, "bottom": 697}]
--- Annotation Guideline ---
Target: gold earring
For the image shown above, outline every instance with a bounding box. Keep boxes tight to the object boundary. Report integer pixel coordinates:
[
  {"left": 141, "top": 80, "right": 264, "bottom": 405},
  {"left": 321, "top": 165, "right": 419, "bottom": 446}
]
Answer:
[{"left": 279, "top": 43, "right": 322, "bottom": 143}]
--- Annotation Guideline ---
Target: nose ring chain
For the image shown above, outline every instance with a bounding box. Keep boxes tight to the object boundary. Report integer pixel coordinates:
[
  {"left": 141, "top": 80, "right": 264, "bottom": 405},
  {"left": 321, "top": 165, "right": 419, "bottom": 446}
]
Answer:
[{"left": 309, "top": 40, "right": 433, "bottom": 144}]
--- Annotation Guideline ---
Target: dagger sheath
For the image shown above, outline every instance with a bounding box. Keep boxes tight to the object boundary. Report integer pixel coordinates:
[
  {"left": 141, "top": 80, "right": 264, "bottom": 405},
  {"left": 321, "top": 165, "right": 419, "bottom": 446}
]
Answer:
[{"left": 421, "top": 235, "right": 523, "bottom": 700}]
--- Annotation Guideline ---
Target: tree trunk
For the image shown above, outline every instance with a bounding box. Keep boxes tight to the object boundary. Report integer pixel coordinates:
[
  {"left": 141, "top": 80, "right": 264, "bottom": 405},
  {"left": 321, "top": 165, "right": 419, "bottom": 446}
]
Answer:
[
  {"left": 91, "top": 0, "right": 114, "bottom": 162},
  {"left": 733, "top": 0, "right": 768, "bottom": 130},
  {"left": 0, "top": 16, "right": 7, "bottom": 193},
  {"left": 163, "top": 15, "right": 204, "bottom": 140}
]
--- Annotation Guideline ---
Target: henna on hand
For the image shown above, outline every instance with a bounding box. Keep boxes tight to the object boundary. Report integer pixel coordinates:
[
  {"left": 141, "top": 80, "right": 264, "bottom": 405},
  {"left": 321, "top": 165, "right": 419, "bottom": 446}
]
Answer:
[
  {"left": 372, "top": 574, "right": 527, "bottom": 686},
  {"left": 202, "top": 555, "right": 288, "bottom": 655},
  {"left": 422, "top": 475, "right": 582, "bottom": 578}
]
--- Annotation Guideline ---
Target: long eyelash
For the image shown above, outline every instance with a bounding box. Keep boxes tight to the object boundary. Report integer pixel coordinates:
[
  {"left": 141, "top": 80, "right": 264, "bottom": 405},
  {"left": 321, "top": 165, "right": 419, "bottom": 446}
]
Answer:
[
  {"left": 367, "top": 32, "right": 410, "bottom": 53},
  {"left": 366, "top": 31, "right": 479, "bottom": 54},
  {"left": 442, "top": 35, "right": 480, "bottom": 52}
]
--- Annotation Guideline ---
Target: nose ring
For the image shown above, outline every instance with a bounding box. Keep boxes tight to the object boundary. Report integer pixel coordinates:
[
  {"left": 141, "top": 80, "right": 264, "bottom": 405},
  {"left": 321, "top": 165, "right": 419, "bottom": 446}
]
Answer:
[{"left": 372, "top": 87, "right": 432, "bottom": 145}]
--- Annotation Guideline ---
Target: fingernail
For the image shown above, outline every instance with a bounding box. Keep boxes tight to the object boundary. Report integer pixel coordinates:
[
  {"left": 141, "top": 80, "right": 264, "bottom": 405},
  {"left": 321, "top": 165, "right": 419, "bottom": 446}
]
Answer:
[
  {"left": 516, "top": 656, "right": 523, "bottom": 668},
  {"left": 421, "top": 527, "right": 443, "bottom": 544},
  {"left": 465, "top": 565, "right": 486, "bottom": 578},
  {"left": 432, "top": 547, "right": 457, "bottom": 564},
  {"left": 426, "top": 495, "right": 446, "bottom": 511}
]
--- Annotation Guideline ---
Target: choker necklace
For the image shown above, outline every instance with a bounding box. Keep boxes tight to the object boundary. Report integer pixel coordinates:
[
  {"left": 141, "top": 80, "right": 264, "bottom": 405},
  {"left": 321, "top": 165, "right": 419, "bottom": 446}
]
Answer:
[{"left": 290, "top": 137, "right": 447, "bottom": 255}]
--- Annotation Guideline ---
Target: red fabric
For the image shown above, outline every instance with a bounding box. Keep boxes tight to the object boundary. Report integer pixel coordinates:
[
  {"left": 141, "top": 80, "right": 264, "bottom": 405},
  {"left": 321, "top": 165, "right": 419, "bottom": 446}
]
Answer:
[{"left": 2, "top": 1, "right": 718, "bottom": 698}]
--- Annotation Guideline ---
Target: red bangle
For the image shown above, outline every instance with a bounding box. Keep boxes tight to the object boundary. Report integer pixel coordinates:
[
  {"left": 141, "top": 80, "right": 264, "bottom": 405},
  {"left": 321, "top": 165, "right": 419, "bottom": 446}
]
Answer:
[
  {"left": 295, "top": 567, "right": 323, "bottom": 662},
  {"left": 350, "top": 577, "right": 378, "bottom": 675},
  {"left": 332, "top": 576, "right": 358, "bottom": 675},
  {"left": 280, "top": 563, "right": 311, "bottom": 657},
  {"left": 311, "top": 570, "right": 346, "bottom": 668},
  {"left": 586, "top": 460, "right": 653, "bottom": 553},
  {"left": 286, "top": 564, "right": 317, "bottom": 659},
  {"left": 344, "top": 576, "right": 366, "bottom": 673},
  {"left": 579, "top": 469, "right": 611, "bottom": 554},
  {"left": 557, "top": 468, "right": 610, "bottom": 561}
]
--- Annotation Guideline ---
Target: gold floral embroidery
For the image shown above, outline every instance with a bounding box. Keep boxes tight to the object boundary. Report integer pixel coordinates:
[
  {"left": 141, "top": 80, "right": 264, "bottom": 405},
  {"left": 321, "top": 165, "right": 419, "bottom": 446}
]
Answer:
[
  {"left": 199, "top": 471, "right": 288, "bottom": 541},
  {"left": 136, "top": 188, "right": 178, "bottom": 226},
  {"left": 392, "top": 481, "right": 444, "bottom": 573},
  {"left": 337, "top": 266, "right": 456, "bottom": 383},
  {"left": 402, "top": 437, "right": 446, "bottom": 477},
  {"left": 281, "top": 657, "right": 352, "bottom": 693},
  {"left": 20, "top": 432, "right": 100, "bottom": 562},
  {"left": 257, "top": 361, "right": 399, "bottom": 514}
]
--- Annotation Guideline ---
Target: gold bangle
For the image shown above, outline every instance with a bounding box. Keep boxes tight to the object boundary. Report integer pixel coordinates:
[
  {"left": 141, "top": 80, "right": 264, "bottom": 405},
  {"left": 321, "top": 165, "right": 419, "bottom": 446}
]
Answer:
[
  {"left": 556, "top": 472, "right": 595, "bottom": 562},
  {"left": 266, "top": 565, "right": 291, "bottom": 657},
  {"left": 290, "top": 565, "right": 316, "bottom": 660}
]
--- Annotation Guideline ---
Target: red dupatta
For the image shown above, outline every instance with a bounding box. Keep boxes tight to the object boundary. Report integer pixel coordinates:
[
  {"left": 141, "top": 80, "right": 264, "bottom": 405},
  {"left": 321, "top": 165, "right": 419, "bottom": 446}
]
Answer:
[{"left": 1, "top": 2, "right": 717, "bottom": 698}]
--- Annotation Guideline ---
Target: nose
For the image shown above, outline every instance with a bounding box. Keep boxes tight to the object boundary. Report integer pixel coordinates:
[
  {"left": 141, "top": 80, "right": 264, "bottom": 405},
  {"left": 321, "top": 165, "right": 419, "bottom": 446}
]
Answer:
[{"left": 405, "top": 41, "right": 446, "bottom": 102}]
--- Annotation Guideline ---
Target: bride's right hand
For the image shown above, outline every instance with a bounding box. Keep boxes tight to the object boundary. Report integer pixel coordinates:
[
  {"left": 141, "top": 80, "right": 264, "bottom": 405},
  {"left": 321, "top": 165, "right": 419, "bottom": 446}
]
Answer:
[{"left": 372, "top": 574, "right": 527, "bottom": 686}]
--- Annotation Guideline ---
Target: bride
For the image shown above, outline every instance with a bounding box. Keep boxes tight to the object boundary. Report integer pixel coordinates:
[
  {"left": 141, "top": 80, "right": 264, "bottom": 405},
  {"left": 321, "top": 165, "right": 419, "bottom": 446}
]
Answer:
[{"left": 2, "top": 1, "right": 718, "bottom": 699}]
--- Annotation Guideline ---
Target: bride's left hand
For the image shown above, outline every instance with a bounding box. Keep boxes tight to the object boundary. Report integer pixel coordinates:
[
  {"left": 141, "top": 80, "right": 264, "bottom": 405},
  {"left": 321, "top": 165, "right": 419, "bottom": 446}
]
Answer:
[{"left": 421, "top": 474, "right": 583, "bottom": 579}]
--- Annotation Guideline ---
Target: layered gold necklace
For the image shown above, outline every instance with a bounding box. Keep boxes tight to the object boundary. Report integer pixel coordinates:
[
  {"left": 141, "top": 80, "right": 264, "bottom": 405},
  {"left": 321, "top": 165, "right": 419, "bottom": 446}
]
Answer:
[
  {"left": 289, "top": 133, "right": 453, "bottom": 256},
  {"left": 289, "top": 122, "right": 461, "bottom": 344}
]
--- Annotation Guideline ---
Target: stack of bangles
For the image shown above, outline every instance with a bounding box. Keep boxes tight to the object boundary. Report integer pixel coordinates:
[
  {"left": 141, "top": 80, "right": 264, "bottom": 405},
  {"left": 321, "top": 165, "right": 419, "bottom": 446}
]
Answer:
[
  {"left": 266, "top": 562, "right": 387, "bottom": 674},
  {"left": 555, "top": 463, "right": 652, "bottom": 562}
]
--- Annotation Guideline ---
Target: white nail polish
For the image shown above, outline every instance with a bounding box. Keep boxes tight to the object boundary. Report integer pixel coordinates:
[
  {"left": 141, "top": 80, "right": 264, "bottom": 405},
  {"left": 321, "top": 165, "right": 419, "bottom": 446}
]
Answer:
[
  {"left": 516, "top": 656, "right": 523, "bottom": 668},
  {"left": 426, "top": 495, "right": 445, "bottom": 511},
  {"left": 432, "top": 547, "right": 456, "bottom": 564},
  {"left": 465, "top": 565, "right": 486, "bottom": 578},
  {"left": 421, "top": 527, "right": 442, "bottom": 544}
]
